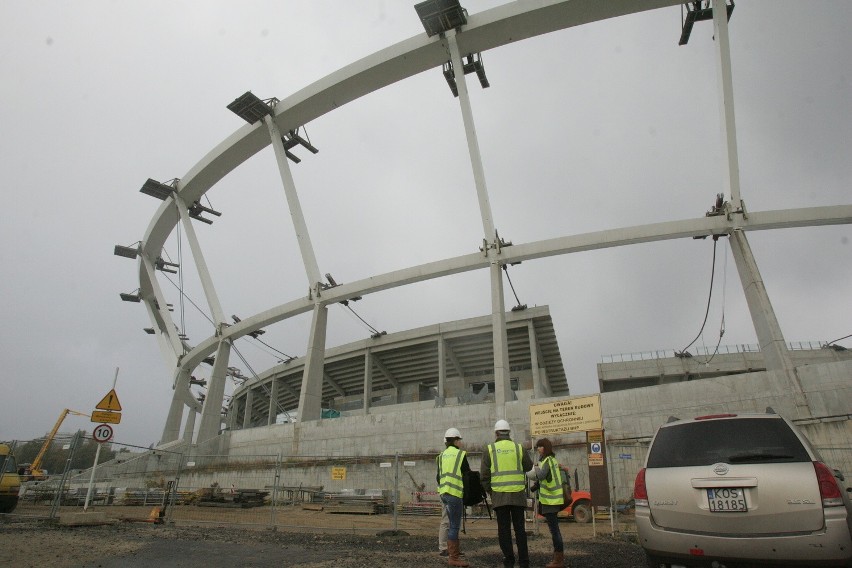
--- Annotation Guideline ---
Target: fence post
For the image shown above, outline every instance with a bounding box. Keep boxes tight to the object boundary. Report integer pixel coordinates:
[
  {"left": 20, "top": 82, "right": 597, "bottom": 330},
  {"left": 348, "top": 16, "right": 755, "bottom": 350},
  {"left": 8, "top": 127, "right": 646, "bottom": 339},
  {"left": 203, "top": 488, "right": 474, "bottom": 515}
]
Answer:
[
  {"left": 393, "top": 452, "right": 399, "bottom": 531},
  {"left": 50, "top": 431, "right": 82, "bottom": 520},
  {"left": 270, "top": 453, "right": 281, "bottom": 531},
  {"left": 165, "top": 452, "right": 183, "bottom": 525}
]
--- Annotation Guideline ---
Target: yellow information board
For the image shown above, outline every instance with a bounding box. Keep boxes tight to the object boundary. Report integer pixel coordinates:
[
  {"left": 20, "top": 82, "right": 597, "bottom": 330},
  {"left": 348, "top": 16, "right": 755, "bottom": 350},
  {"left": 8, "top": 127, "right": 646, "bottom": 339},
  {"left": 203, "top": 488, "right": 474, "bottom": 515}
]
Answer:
[
  {"left": 91, "top": 410, "right": 121, "bottom": 424},
  {"left": 331, "top": 466, "right": 347, "bottom": 481},
  {"left": 529, "top": 394, "right": 602, "bottom": 436}
]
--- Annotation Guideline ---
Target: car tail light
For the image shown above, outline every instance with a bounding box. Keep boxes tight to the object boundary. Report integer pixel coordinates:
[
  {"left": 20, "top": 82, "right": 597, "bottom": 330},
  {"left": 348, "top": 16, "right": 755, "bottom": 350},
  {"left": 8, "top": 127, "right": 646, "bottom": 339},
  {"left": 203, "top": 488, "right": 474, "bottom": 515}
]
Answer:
[
  {"left": 634, "top": 468, "right": 649, "bottom": 506},
  {"left": 813, "top": 461, "right": 843, "bottom": 507}
]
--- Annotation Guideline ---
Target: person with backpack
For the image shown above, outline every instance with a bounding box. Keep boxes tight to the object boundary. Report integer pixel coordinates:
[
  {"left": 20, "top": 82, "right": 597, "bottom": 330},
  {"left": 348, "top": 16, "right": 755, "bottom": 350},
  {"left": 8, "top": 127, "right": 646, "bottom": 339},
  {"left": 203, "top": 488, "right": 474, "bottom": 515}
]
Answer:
[
  {"left": 481, "top": 419, "right": 533, "bottom": 568},
  {"left": 437, "top": 427, "right": 471, "bottom": 567},
  {"left": 528, "top": 438, "right": 569, "bottom": 568}
]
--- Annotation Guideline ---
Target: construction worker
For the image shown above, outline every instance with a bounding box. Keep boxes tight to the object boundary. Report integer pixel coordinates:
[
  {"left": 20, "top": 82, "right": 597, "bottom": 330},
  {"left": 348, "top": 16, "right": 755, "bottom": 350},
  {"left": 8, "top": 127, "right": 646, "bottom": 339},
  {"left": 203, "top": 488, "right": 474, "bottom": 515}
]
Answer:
[
  {"left": 528, "top": 438, "right": 567, "bottom": 568},
  {"left": 480, "top": 419, "right": 533, "bottom": 568},
  {"left": 437, "top": 427, "right": 471, "bottom": 567}
]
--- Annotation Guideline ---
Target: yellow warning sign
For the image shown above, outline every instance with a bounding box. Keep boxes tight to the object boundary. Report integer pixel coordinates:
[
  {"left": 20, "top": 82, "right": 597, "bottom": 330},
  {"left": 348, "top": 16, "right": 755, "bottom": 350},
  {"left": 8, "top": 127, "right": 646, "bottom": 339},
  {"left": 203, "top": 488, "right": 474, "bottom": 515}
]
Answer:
[
  {"left": 91, "top": 410, "right": 121, "bottom": 424},
  {"left": 96, "top": 389, "right": 122, "bottom": 411},
  {"left": 331, "top": 467, "right": 346, "bottom": 481}
]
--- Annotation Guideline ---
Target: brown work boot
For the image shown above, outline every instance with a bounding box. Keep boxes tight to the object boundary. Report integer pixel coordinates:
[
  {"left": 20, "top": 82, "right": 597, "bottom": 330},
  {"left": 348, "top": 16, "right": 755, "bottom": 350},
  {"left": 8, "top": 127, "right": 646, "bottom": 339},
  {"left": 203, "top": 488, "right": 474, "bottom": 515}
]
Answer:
[
  {"left": 447, "top": 539, "right": 470, "bottom": 567},
  {"left": 546, "top": 551, "right": 565, "bottom": 568}
]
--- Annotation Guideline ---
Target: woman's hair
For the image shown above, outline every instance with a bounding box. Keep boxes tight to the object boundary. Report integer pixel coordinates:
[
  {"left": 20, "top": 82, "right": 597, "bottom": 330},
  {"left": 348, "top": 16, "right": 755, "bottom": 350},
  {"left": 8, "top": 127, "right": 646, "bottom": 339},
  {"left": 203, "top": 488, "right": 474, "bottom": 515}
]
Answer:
[{"left": 535, "top": 438, "right": 554, "bottom": 458}]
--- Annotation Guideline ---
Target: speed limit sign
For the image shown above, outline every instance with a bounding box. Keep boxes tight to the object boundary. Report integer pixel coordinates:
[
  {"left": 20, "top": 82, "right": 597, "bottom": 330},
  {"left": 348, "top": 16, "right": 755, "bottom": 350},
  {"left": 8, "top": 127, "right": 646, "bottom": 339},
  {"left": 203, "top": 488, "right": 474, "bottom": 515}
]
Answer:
[{"left": 92, "top": 423, "right": 114, "bottom": 443}]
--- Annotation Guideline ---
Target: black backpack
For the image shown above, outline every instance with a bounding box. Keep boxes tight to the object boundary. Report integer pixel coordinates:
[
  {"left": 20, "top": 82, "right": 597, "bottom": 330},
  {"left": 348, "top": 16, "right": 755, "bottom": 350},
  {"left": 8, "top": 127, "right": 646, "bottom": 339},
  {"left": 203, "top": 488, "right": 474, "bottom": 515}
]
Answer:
[{"left": 462, "top": 470, "right": 487, "bottom": 506}]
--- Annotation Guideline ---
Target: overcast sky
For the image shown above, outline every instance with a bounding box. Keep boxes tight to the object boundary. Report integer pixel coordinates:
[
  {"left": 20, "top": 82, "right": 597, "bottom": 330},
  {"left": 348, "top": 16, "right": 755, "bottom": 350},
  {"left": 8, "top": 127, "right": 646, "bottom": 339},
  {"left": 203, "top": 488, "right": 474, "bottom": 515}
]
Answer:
[{"left": 1, "top": 1, "right": 849, "bottom": 448}]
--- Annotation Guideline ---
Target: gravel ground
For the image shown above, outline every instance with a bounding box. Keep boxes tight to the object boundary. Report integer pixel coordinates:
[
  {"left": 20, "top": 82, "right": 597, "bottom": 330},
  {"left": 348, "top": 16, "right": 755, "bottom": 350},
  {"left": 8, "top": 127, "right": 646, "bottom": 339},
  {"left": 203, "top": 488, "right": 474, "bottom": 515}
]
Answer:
[{"left": 0, "top": 518, "right": 649, "bottom": 568}]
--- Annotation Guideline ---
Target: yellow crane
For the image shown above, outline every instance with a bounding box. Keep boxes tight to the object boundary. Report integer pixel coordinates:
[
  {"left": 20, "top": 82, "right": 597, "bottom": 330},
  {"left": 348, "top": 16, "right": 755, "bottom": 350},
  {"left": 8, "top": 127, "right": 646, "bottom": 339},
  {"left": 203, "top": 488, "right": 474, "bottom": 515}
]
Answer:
[{"left": 19, "top": 409, "right": 90, "bottom": 481}]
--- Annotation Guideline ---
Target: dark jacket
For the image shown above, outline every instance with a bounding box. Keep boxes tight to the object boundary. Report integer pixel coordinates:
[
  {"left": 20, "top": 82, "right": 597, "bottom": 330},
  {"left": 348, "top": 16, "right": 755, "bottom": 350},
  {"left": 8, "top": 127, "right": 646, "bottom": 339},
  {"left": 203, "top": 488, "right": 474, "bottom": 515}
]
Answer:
[{"left": 479, "top": 432, "right": 533, "bottom": 508}]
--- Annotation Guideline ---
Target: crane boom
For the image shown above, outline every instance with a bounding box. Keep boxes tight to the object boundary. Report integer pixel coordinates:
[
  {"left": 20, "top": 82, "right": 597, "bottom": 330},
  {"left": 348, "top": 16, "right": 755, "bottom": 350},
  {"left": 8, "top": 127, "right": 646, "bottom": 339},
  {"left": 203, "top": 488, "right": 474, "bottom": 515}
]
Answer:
[{"left": 25, "top": 408, "right": 90, "bottom": 480}]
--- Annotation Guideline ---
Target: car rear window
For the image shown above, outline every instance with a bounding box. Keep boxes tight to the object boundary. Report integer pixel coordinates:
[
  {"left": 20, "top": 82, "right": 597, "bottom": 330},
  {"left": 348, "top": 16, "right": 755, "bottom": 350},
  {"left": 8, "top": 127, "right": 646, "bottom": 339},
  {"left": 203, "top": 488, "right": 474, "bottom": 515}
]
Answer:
[{"left": 647, "top": 417, "right": 811, "bottom": 468}]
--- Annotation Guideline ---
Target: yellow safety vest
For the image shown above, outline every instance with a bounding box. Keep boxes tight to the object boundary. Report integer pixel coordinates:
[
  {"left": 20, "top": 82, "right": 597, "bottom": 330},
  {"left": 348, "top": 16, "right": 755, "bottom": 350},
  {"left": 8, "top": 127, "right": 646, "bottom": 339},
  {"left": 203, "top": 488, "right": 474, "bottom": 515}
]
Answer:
[
  {"left": 538, "top": 455, "right": 564, "bottom": 506},
  {"left": 488, "top": 439, "right": 525, "bottom": 493},
  {"left": 437, "top": 446, "right": 466, "bottom": 498}
]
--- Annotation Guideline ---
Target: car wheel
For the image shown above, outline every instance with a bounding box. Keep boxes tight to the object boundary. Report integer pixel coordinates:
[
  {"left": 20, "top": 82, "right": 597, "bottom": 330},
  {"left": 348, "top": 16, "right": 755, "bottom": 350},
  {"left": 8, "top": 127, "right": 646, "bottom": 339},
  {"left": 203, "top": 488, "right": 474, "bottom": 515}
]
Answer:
[
  {"left": 644, "top": 551, "right": 665, "bottom": 568},
  {"left": 571, "top": 500, "right": 592, "bottom": 523}
]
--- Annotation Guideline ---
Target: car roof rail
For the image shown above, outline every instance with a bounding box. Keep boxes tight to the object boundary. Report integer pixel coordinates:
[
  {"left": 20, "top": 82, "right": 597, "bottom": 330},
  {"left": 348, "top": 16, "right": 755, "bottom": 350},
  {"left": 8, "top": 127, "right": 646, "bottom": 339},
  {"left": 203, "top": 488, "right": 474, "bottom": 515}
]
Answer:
[
  {"left": 666, "top": 415, "right": 680, "bottom": 423},
  {"left": 765, "top": 406, "right": 776, "bottom": 414}
]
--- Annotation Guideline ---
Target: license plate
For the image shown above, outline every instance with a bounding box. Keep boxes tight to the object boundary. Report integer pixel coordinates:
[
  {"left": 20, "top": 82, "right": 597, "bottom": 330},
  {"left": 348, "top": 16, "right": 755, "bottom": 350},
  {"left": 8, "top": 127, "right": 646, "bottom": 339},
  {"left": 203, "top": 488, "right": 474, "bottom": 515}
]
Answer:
[{"left": 707, "top": 488, "right": 747, "bottom": 512}]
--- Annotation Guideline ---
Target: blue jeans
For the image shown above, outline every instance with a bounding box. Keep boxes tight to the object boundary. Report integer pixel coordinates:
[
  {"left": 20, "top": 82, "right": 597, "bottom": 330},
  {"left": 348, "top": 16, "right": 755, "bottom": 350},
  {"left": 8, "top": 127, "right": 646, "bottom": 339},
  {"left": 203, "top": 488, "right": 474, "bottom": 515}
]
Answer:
[
  {"left": 543, "top": 511, "right": 563, "bottom": 552},
  {"left": 441, "top": 493, "right": 464, "bottom": 541}
]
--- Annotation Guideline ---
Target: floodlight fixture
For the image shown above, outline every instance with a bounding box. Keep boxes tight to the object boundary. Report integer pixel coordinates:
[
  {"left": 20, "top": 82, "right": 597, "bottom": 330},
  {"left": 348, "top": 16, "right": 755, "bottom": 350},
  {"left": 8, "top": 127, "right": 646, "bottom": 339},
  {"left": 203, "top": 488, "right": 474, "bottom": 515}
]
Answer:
[
  {"left": 371, "top": 330, "right": 388, "bottom": 339},
  {"left": 120, "top": 290, "right": 142, "bottom": 303},
  {"left": 227, "top": 91, "right": 279, "bottom": 124},
  {"left": 114, "top": 242, "right": 141, "bottom": 259},
  {"left": 414, "top": 0, "right": 467, "bottom": 37},
  {"left": 155, "top": 257, "right": 179, "bottom": 274},
  {"left": 140, "top": 178, "right": 177, "bottom": 200},
  {"left": 280, "top": 128, "right": 319, "bottom": 164},
  {"left": 679, "top": 0, "right": 734, "bottom": 46},
  {"left": 442, "top": 52, "right": 489, "bottom": 97},
  {"left": 203, "top": 355, "right": 215, "bottom": 366},
  {"left": 248, "top": 329, "right": 266, "bottom": 339},
  {"left": 143, "top": 327, "right": 155, "bottom": 334},
  {"left": 188, "top": 201, "right": 221, "bottom": 225},
  {"left": 189, "top": 376, "right": 208, "bottom": 387}
]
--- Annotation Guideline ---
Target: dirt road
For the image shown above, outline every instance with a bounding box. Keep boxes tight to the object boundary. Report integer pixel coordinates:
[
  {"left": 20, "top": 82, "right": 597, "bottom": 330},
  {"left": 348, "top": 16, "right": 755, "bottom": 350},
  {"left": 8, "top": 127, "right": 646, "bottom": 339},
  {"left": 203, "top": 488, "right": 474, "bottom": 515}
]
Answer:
[{"left": 1, "top": 520, "right": 647, "bottom": 568}]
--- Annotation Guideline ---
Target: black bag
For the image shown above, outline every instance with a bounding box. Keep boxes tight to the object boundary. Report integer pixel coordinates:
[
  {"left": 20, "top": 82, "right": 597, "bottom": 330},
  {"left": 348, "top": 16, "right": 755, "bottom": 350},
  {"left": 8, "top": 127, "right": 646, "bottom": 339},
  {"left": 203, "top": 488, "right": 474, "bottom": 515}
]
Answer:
[
  {"left": 462, "top": 470, "right": 487, "bottom": 506},
  {"left": 561, "top": 469, "right": 573, "bottom": 507}
]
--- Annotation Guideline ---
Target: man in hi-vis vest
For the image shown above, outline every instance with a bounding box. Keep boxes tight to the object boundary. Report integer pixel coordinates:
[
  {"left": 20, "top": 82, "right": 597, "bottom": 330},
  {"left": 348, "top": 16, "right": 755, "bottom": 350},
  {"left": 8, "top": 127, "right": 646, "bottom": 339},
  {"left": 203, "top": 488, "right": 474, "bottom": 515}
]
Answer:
[
  {"left": 480, "top": 420, "right": 533, "bottom": 568},
  {"left": 437, "top": 427, "right": 471, "bottom": 567}
]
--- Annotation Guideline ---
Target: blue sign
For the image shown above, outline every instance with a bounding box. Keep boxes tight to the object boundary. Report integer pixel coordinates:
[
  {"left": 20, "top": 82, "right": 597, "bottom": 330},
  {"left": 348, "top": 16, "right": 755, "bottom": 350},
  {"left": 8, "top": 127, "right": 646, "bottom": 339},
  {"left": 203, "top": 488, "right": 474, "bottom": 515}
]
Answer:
[
  {"left": 619, "top": 453, "right": 632, "bottom": 459},
  {"left": 590, "top": 442, "right": 602, "bottom": 454}
]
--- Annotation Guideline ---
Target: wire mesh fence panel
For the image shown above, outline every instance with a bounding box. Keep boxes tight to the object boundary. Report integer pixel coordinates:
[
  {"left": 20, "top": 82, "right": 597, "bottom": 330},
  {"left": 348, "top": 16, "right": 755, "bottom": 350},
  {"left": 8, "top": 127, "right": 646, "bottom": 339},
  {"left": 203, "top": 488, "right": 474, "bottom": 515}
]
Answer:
[{"left": 168, "top": 454, "right": 279, "bottom": 528}]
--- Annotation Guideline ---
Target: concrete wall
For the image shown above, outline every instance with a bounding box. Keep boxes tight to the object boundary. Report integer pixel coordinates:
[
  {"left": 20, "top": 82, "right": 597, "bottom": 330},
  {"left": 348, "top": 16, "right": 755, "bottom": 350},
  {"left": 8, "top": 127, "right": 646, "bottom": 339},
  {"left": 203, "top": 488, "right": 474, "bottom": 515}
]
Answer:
[{"left": 90, "top": 360, "right": 850, "bottom": 503}]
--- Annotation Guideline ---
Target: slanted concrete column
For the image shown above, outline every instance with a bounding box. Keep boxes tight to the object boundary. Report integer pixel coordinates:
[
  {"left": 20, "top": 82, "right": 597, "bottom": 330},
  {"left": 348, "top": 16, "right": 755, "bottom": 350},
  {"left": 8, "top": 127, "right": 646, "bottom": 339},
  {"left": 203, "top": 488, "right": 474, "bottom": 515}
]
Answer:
[
  {"left": 182, "top": 408, "right": 197, "bottom": 444},
  {"left": 297, "top": 304, "right": 328, "bottom": 422},
  {"left": 437, "top": 339, "right": 446, "bottom": 399},
  {"left": 160, "top": 367, "right": 193, "bottom": 444},
  {"left": 242, "top": 389, "right": 254, "bottom": 429},
  {"left": 363, "top": 348, "right": 373, "bottom": 415},
  {"left": 528, "top": 322, "right": 545, "bottom": 399},
  {"left": 197, "top": 339, "right": 232, "bottom": 442},
  {"left": 729, "top": 231, "right": 796, "bottom": 378},
  {"left": 267, "top": 378, "right": 279, "bottom": 425},
  {"left": 491, "top": 262, "right": 512, "bottom": 410}
]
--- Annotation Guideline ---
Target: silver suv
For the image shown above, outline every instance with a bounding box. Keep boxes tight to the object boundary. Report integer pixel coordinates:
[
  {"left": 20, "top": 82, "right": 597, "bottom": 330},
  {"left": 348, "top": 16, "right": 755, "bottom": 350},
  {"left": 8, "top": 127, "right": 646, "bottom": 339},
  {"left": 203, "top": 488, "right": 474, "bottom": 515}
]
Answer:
[{"left": 634, "top": 411, "right": 852, "bottom": 567}]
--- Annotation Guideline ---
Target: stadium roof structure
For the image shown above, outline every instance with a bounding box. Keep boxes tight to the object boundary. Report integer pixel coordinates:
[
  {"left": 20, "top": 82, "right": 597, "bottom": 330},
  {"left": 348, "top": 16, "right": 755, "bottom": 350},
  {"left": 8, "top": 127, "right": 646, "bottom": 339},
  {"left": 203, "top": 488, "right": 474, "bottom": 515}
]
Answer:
[{"left": 229, "top": 306, "right": 567, "bottom": 427}]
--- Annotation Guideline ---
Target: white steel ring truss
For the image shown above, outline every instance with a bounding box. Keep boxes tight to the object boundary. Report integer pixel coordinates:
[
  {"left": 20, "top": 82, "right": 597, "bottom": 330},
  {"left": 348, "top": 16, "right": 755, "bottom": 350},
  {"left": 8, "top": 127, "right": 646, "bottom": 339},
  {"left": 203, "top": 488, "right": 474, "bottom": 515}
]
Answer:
[{"left": 131, "top": 0, "right": 852, "bottom": 441}]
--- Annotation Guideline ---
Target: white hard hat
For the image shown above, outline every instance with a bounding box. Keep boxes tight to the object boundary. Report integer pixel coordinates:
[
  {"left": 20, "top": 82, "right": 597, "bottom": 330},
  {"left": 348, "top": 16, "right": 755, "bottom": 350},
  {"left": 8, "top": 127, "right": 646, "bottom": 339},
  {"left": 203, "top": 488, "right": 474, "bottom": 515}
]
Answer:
[
  {"left": 444, "top": 427, "right": 462, "bottom": 439},
  {"left": 494, "top": 419, "right": 511, "bottom": 432}
]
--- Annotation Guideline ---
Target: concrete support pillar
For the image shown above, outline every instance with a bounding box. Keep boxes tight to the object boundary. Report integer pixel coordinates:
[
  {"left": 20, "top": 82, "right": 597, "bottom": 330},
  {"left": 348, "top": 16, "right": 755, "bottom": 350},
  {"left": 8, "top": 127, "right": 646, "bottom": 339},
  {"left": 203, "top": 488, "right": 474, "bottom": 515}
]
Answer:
[
  {"left": 182, "top": 408, "right": 197, "bottom": 444},
  {"left": 298, "top": 304, "right": 328, "bottom": 422},
  {"left": 363, "top": 348, "right": 373, "bottom": 415},
  {"left": 197, "top": 339, "right": 232, "bottom": 442},
  {"left": 263, "top": 116, "right": 322, "bottom": 287},
  {"left": 437, "top": 339, "right": 446, "bottom": 399},
  {"left": 175, "top": 196, "right": 226, "bottom": 327},
  {"left": 528, "top": 322, "right": 545, "bottom": 399},
  {"left": 267, "top": 378, "right": 279, "bottom": 426},
  {"left": 242, "top": 389, "right": 254, "bottom": 429},
  {"left": 446, "top": 30, "right": 495, "bottom": 240},
  {"left": 491, "top": 262, "right": 512, "bottom": 411},
  {"left": 712, "top": 0, "right": 743, "bottom": 211},
  {"left": 729, "top": 231, "right": 796, "bottom": 377},
  {"left": 160, "top": 368, "right": 190, "bottom": 444}
]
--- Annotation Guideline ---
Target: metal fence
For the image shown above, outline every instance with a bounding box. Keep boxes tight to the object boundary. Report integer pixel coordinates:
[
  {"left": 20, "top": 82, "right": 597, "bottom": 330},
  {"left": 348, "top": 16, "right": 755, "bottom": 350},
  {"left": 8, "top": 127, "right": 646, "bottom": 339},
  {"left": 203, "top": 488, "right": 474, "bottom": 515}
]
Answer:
[{"left": 4, "top": 436, "right": 850, "bottom": 535}]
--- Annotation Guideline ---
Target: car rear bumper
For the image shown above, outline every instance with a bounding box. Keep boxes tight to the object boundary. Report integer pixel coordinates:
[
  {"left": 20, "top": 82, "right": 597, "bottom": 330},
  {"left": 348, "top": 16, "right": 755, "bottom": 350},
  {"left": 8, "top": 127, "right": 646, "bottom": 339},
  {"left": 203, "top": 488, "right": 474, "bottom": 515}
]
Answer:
[{"left": 636, "top": 506, "right": 852, "bottom": 566}]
